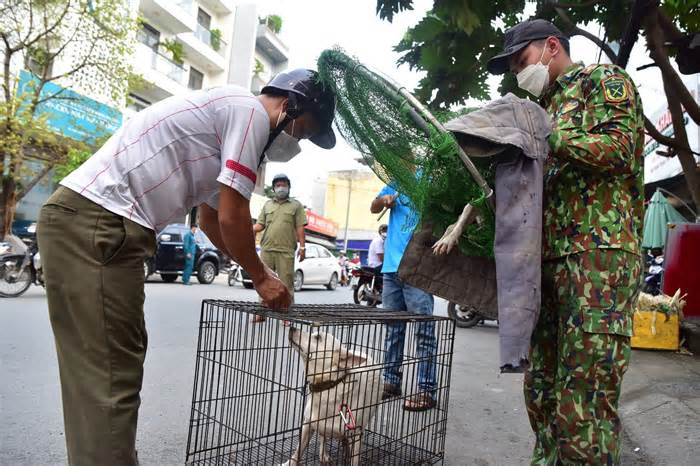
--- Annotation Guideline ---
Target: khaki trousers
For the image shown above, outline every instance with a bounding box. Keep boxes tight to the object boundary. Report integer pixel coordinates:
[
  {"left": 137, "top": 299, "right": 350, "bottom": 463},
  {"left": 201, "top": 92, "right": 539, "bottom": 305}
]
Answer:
[
  {"left": 37, "top": 186, "right": 156, "bottom": 466},
  {"left": 260, "top": 249, "right": 295, "bottom": 300}
]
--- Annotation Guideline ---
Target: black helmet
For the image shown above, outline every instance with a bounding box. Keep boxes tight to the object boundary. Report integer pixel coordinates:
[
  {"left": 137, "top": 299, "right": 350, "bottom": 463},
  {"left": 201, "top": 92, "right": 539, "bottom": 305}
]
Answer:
[
  {"left": 378, "top": 224, "right": 388, "bottom": 234},
  {"left": 262, "top": 69, "right": 336, "bottom": 149},
  {"left": 272, "top": 173, "right": 291, "bottom": 187}
]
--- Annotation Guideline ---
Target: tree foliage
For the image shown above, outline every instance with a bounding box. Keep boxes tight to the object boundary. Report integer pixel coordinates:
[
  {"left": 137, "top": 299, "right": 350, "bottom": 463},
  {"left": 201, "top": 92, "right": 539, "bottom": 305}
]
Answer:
[
  {"left": 0, "top": 0, "right": 136, "bottom": 236},
  {"left": 377, "top": 0, "right": 700, "bottom": 214},
  {"left": 263, "top": 14, "right": 283, "bottom": 34}
]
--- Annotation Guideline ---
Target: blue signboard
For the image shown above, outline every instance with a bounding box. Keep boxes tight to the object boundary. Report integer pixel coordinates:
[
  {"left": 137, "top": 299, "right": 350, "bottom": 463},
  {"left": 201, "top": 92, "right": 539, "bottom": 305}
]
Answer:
[{"left": 16, "top": 69, "right": 122, "bottom": 144}]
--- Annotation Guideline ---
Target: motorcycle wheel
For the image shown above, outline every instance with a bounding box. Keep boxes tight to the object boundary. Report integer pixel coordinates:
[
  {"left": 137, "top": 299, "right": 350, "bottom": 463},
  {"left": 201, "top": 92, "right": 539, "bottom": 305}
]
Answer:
[
  {"left": 353, "top": 282, "right": 378, "bottom": 307},
  {"left": 353, "top": 285, "right": 361, "bottom": 304},
  {"left": 0, "top": 259, "right": 32, "bottom": 297},
  {"left": 447, "top": 302, "right": 482, "bottom": 328}
]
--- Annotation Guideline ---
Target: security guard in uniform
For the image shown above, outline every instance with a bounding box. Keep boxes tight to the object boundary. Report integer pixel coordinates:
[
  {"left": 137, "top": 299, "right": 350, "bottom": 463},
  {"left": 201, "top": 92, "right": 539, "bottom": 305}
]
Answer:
[
  {"left": 254, "top": 173, "right": 307, "bottom": 315},
  {"left": 488, "top": 19, "right": 644, "bottom": 465}
]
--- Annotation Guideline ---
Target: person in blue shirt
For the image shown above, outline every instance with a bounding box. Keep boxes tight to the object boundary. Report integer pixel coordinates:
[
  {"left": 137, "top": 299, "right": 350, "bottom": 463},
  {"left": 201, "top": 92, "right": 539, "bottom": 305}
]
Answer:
[
  {"left": 182, "top": 225, "right": 198, "bottom": 285},
  {"left": 370, "top": 185, "right": 437, "bottom": 411}
]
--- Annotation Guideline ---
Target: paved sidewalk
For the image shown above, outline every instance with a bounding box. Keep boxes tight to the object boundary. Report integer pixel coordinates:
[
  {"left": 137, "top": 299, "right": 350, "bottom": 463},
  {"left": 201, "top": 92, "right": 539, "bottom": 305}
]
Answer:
[{"left": 444, "top": 321, "right": 700, "bottom": 465}]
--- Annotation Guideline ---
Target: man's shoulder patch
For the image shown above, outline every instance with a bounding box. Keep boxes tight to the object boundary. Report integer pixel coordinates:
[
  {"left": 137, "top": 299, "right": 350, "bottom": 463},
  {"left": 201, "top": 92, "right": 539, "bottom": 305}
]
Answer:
[{"left": 601, "top": 76, "right": 628, "bottom": 103}]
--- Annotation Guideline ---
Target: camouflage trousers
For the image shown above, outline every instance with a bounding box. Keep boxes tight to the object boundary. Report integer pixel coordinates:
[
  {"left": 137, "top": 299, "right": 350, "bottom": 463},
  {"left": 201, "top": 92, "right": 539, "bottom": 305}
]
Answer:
[{"left": 524, "top": 249, "right": 642, "bottom": 465}]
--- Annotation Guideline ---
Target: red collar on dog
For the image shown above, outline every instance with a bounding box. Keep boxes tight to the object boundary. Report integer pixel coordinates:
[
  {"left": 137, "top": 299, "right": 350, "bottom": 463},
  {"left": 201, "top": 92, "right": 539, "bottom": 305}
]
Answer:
[{"left": 308, "top": 374, "right": 348, "bottom": 393}]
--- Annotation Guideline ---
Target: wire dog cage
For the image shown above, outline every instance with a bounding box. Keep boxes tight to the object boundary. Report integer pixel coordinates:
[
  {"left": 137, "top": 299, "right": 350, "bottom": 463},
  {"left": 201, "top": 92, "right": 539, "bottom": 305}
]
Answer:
[{"left": 186, "top": 301, "right": 455, "bottom": 465}]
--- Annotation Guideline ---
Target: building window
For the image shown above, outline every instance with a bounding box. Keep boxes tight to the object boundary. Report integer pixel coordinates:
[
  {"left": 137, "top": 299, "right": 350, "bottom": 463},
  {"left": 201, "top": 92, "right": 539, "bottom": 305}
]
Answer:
[
  {"left": 188, "top": 67, "right": 204, "bottom": 90},
  {"left": 126, "top": 93, "right": 151, "bottom": 113},
  {"left": 137, "top": 22, "right": 160, "bottom": 51},
  {"left": 197, "top": 8, "right": 211, "bottom": 30}
]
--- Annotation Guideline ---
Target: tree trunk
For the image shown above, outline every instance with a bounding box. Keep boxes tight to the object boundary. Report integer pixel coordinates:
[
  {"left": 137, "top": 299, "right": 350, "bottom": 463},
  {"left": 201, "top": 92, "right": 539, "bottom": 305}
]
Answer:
[
  {"left": 1, "top": 175, "right": 17, "bottom": 238},
  {"left": 645, "top": 11, "right": 700, "bottom": 217},
  {"left": 662, "top": 78, "right": 700, "bottom": 219}
]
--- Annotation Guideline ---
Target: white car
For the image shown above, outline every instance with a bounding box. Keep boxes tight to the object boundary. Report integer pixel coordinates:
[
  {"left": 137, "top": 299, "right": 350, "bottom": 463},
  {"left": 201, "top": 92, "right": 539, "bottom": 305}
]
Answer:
[
  {"left": 237, "top": 244, "right": 341, "bottom": 291},
  {"left": 293, "top": 244, "right": 342, "bottom": 291}
]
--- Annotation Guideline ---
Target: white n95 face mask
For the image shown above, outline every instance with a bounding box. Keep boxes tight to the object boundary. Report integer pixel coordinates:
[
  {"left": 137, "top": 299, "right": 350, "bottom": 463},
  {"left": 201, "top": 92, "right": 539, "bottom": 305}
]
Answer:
[
  {"left": 516, "top": 46, "right": 553, "bottom": 98},
  {"left": 265, "top": 130, "right": 301, "bottom": 163},
  {"left": 265, "top": 113, "right": 302, "bottom": 163}
]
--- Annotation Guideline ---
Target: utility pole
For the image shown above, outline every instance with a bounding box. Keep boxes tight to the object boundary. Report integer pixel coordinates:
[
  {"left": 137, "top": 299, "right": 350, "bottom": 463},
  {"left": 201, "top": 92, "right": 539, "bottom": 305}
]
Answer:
[{"left": 343, "top": 175, "right": 353, "bottom": 251}]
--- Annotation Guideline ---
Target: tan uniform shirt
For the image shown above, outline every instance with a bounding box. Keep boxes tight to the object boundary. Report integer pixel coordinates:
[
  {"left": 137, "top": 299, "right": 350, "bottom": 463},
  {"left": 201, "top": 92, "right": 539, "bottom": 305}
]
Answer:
[{"left": 257, "top": 198, "right": 307, "bottom": 253}]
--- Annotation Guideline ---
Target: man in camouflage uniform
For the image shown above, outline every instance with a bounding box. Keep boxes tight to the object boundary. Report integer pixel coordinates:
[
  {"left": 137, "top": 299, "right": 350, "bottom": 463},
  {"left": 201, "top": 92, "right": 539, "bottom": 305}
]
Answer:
[{"left": 488, "top": 19, "right": 644, "bottom": 464}]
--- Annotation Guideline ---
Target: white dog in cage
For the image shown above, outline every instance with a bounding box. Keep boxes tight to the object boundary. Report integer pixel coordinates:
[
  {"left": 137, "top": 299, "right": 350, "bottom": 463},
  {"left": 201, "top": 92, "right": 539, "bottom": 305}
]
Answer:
[{"left": 282, "top": 327, "right": 382, "bottom": 466}]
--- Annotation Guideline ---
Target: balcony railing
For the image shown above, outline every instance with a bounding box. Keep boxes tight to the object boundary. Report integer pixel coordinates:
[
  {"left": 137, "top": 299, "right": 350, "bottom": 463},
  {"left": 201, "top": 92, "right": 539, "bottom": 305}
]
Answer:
[
  {"left": 154, "top": 51, "right": 186, "bottom": 84},
  {"left": 136, "top": 43, "right": 187, "bottom": 86},
  {"left": 194, "top": 23, "right": 227, "bottom": 57}
]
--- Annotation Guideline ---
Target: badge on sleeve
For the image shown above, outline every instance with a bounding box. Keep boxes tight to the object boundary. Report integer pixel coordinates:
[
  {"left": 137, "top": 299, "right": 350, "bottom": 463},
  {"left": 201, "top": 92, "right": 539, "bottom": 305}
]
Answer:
[{"left": 602, "top": 76, "right": 628, "bottom": 103}]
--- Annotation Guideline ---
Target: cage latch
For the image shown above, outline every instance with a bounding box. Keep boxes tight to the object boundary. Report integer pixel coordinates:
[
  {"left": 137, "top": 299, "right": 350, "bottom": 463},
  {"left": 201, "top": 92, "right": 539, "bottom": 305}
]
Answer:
[{"left": 338, "top": 403, "right": 357, "bottom": 430}]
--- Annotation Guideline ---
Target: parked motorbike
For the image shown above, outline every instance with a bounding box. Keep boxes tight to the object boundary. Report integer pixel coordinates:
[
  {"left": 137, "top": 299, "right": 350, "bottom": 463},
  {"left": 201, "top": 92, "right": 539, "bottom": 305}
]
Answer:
[
  {"left": 351, "top": 266, "right": 383, "bottom": 307},
  {"left": 643, "top": 255, "right": 664, "bottom": 296},
  {"left": 447, "top": 302, "right": 498, "bottom": 328},
  {"left": 0, "top": 237, "right": 44, "bottom": 297},
  {"left": 227, "top": 263, "right": 241, "bottom": 287}
]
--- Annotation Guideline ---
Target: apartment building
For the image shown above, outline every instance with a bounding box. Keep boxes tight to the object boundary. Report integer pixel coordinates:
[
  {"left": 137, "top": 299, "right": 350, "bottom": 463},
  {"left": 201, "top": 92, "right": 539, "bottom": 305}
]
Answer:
[
  {"left": 127, "top": 0, "right": 289, "bottom": 115},
  {"left": 128, "top": 1, "right": 289, "bottom": 197}
]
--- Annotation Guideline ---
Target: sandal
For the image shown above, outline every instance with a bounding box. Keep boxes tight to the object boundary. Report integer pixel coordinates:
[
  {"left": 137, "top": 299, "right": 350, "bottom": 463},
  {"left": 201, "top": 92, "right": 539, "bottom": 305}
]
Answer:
[
  {"left": 403, "top": 393, "right": 436, "bottom": 412},
  {"left": 382, "top": 383, "right": 402, "bottom": 400}
]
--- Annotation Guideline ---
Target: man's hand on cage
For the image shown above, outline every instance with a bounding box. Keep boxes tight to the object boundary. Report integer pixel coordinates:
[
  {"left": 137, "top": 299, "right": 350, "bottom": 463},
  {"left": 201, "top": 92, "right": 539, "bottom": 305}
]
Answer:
[{"left": 255, "top": 267, "right": 292, "bottom": 310}]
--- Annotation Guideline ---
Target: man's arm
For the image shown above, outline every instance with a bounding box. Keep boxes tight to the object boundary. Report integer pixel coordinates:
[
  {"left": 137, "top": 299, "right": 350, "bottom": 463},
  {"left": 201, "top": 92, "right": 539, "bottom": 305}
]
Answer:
[
  {"left": 371, "top": 194, "right": 396, "bottom": 214},
  {"left": 253, "top": 204, "right": 266, "bottom": 234},
  {"left": 199, "top": 203, "right": 234, "bottom": 257},
  {"left": 200, "top": 187, "right": 291, "bottom": 309},
  {"left": 549, "top": 67, "right": 642, "bottom": 175},
  {"left": 294, "top": 204, "right": 307, "bottom": 261},
  {"left": 295, "top": 224, "right": 306, "bottom": 261}
]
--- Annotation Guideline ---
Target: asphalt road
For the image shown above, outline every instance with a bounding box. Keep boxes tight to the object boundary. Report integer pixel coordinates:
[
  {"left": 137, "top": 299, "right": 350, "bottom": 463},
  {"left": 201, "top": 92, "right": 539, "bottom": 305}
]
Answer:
[{"left": 1, "top": 275, "right": 699, "bottom": 465}]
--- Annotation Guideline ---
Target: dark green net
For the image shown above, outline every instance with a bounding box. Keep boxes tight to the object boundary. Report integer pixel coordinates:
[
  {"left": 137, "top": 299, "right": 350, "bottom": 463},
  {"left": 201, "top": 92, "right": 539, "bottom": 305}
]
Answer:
[{"left": 317, "top": 48, "right": 495, "bottom": 257}]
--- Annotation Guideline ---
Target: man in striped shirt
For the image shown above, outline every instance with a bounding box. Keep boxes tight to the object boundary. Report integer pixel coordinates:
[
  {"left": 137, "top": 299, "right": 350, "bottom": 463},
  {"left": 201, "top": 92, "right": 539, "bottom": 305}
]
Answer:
[{"left": 36, "top": 69, "right": 336, "bottom": 465}]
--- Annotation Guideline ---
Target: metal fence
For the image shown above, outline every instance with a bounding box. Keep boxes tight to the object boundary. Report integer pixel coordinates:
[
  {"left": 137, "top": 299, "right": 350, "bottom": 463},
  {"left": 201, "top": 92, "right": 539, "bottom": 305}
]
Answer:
[{"left": 186, "top": 301, "right": 455, "bottom": 465}]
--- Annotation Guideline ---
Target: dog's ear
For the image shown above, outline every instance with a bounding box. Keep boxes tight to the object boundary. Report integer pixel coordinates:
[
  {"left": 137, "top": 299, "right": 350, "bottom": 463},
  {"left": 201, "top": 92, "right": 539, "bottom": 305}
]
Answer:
[{"left": 338, "top": 349, "right": 368, "bottom": 369}]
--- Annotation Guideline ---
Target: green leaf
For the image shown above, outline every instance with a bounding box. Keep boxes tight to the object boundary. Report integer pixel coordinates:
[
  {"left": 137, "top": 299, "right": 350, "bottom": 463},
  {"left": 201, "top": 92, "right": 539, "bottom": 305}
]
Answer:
[{"left": 410, "top": 13, "right": 447, "bottom": 42}]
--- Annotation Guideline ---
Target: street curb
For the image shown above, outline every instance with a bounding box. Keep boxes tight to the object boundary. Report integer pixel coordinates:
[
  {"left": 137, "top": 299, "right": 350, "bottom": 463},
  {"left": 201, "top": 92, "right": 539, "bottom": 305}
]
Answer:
[{"left": 681, "top": 319, "right": 700, "bottom": 354}]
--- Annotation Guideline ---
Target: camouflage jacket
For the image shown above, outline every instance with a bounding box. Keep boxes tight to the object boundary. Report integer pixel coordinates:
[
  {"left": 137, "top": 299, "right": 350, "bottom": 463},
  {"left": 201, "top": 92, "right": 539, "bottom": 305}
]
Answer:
[{"left": 540, "top": 63, "right": 645, "bottom": 260}]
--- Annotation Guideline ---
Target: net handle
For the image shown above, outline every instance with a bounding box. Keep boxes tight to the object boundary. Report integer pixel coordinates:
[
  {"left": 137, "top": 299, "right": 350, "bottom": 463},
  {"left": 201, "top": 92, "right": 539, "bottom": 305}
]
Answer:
[
  {"left": 356, "top": 63, "right": 495, "bottom": 210},
  {"left": 350, "top": 62, "right": 432, "bottom": 136},
  {"left": 346, "top": 61, "right": 494, "bottom": 210},
  {"left": 394, "top": 86, "right": 494, "bottom": 210}
]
